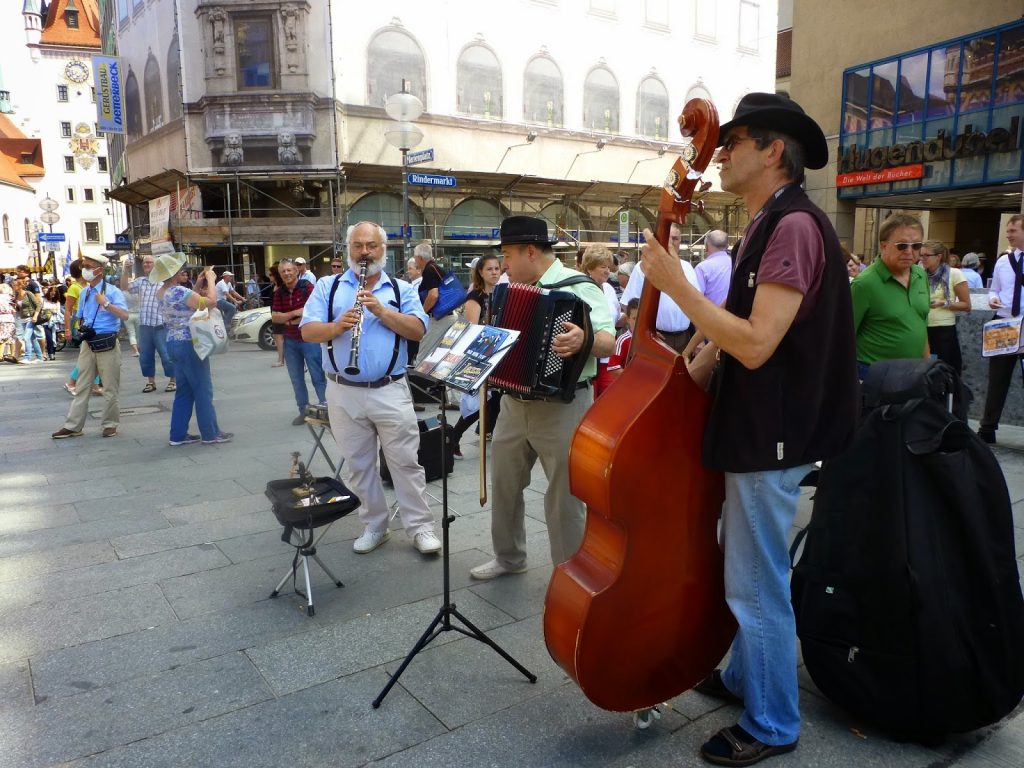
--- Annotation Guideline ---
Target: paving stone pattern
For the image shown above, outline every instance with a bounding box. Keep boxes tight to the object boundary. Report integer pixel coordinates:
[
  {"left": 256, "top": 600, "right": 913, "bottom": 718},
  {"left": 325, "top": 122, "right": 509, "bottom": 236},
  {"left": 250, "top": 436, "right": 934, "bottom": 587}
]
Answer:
[{"left": 0, "top": 343, "right": 1021, "bottom": 767}]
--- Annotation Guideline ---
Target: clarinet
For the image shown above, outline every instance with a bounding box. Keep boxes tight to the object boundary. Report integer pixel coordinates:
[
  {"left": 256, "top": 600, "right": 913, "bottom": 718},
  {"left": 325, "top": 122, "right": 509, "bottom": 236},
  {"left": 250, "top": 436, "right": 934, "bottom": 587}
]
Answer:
[{"left": 343, "top": 258, "right": 369, "bottom": 375}]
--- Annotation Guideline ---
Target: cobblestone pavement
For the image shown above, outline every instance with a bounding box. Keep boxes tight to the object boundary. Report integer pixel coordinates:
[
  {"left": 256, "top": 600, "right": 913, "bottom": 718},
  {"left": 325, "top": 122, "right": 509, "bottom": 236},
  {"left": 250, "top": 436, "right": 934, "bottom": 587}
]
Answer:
[{"left": 1, "top": 343, "right": 1022, "bottom": 767}]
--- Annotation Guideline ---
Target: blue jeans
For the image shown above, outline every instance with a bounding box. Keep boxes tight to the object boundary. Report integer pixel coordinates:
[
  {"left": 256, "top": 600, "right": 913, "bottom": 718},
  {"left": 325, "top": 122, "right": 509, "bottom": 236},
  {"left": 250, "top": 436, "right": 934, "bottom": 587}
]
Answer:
[
  {"left": 167, "top": 339, "right": 220, "bottom": 441},
  {"left": 283, "top": 337, "right": 327, "bottom": 414},
  {"left": 720, "top": 464, "right": 813, "bottom": 747},
  {"left": 217, "top": 299, "right": 237, "bottom": 327},
  {"left": 20, "top": 319, "right": 43, "bottom": 361},
  {"left": 138, "top": 324, "right": 173, "bottom": 379}
]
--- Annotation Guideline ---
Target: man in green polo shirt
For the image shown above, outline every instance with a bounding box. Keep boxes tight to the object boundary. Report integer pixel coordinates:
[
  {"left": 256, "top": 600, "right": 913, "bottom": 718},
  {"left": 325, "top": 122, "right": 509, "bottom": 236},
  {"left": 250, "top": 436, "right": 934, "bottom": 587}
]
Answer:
[
  {"left": 851, "top": 213, "right": 931, "bottom": 379},
  {"left": 470, "top": 215, "right": 615, "bottom": 581}
]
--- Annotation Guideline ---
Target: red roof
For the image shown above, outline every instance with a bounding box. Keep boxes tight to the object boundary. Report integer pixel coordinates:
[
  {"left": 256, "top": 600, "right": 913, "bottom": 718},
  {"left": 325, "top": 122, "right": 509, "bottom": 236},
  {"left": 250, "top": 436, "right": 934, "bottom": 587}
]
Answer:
[
  {"left": 40, "top": 0, "right": 101, "bottom": 49},
  {"left": 0, "top": 115, "right": 44, "bottom": 190}
]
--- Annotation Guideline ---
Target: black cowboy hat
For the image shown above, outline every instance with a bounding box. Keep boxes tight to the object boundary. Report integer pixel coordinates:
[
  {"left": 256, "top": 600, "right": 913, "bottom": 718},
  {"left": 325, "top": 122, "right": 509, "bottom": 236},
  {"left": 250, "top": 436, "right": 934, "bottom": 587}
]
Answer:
[
  {"left": 497, "top": 215, "right": 557, "bottom": 247},
  {"left": 718, "top": 92, "right": 829, "bottom": 170}
]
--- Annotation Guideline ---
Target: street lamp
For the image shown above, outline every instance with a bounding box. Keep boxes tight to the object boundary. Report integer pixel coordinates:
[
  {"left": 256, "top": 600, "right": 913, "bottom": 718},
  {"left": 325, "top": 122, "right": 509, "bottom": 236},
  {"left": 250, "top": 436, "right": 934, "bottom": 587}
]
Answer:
[
  {"left": 39, "top": 195, "right": 60, "bottom": 281},
  {"left": 384, "top": 83, "right": 424, "bottom": 265}
]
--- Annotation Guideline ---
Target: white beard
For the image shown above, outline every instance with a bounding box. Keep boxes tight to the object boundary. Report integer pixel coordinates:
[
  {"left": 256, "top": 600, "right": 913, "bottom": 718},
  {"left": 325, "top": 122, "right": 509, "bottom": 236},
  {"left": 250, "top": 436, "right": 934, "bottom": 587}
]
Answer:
[{"left": 348, "top": 256, "right": 384, "bottom": 277}]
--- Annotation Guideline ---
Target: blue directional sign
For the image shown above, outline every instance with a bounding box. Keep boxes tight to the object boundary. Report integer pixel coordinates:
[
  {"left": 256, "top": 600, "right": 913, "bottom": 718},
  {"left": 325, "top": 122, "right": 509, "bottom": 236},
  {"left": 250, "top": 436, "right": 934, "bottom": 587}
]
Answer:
[
  {"left": 37, "top": 233, "right": 66, "bottom": 243},
  {"left": 407, "top": 172, "right": 456, "bottom": 188},
  {"left": 407, "top": 148, "right": 434, "bottom": 166}
]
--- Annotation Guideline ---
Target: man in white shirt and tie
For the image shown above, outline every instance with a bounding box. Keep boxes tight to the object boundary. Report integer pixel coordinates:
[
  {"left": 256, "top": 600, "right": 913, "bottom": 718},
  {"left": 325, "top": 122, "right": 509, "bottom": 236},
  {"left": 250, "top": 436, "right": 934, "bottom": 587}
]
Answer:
[{"left": 978, "top": 213, "right": 1024, "bottom": 445}]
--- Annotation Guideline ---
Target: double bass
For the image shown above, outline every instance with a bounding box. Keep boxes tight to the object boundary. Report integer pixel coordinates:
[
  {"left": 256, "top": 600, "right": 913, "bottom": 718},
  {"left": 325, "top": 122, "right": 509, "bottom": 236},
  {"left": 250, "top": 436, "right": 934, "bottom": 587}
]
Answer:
[{"left": 543, "top": 99, "right": 735, "bottom": 712}]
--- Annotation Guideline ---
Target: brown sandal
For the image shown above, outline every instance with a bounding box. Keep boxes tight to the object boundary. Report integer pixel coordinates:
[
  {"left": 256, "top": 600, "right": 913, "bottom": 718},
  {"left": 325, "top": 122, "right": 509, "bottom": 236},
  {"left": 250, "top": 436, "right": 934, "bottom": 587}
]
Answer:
[
  {"left": 165, "top": 381, "right": 176, "bottom": 392},
  {"left": 700, "top": 725, "right": 798, "bottom": 766},
  {"left": 142, "top": 382, "right": 156, "bottom": 393}
]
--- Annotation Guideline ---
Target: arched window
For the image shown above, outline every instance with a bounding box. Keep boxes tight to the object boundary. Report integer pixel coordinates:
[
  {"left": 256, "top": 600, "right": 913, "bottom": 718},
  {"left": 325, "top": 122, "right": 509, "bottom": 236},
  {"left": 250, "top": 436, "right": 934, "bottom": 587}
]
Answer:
[
  {"left": 524, "top": 56, "right": 563, "bottom": 127},
  {"left": 686, "top": 81, "right": 713, "bottom": 103},
  {"left": 24, "top": 218, "right": 31, "bottom": 244},
  {"left": 166, "top": 36, "right": 182, "bottom": 121},
  {"left": 443, "top": 197, "right": 505, "bottom": 239},
  {"left": 538, "top": 201, "right": 596, "bottom": 243},
  {"left": 144, "top": 55, "right": 163, "bottom": 131},
  {"left": 636, "top": 75, "right": 669, "bottom": 139},
  {"left": 366, "top": 29, "right": 426, "bottom": 108},
  {"left": 456, "top": 44, "right": 502, "bottom": 119},
  {"left": 2, "top": 215, "right": 9, "bottom": 242},
  {"left": 125, "top": 70, "right": 143, "bottom": 139},
  {"left": 583, "top": 66, "right": 619, "bottom": 133}
]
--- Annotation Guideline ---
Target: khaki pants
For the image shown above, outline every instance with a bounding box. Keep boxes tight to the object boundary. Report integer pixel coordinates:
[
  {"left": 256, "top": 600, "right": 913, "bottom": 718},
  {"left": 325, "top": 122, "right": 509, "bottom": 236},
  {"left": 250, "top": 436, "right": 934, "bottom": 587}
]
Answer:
[
  {"left": 64, "top": 341, "right": 122, "bottom": 431},
  {"left": 489, "top": 389, "right": 592, "bottom": 568},
  {"left": 327, "top": 377, "right": 435, "bottom": 537}
]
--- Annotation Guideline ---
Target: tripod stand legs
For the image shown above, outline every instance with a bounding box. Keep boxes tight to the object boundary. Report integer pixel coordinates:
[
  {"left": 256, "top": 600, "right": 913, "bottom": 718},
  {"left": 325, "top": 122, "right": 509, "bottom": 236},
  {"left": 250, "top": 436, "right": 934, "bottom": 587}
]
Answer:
[
  {"left": 371, "top": 601, "right": 536, "bottom": 709},
  {"left": 373, "top": 380, "right": 535, "bottom": 709}
]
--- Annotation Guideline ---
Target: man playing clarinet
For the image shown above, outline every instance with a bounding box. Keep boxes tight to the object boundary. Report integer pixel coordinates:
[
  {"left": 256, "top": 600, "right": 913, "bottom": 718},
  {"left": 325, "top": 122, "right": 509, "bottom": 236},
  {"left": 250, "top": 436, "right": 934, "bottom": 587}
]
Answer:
[
  {"left": 300, "top": 221, "right": 442, "bottom": 556},
  {"left": 643, "top": 94, "right": 858, "bottom": 766}
]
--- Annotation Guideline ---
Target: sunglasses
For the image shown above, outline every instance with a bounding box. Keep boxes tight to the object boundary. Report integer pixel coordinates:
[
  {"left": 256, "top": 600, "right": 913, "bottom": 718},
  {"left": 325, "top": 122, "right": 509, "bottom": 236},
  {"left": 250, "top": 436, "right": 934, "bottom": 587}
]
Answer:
[
  {"left": 893, "top": 242, "right": 923, "bottom": 252},
  {"left": 330, "top": 263, "right": 344, "bottom": 269},
  {"left": 720, "top": 135, "right": 756, "bottom": 152}
]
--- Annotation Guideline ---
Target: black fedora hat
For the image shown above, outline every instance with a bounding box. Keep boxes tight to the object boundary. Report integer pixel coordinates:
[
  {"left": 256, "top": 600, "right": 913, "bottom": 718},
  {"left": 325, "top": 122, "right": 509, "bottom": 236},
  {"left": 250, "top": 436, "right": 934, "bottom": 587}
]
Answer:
[
  {"left": 718, "top": 92, "right": 829, "bottom": 170},
  {"left": 497, "top": 215, "right": 557, "bottom": 247}
]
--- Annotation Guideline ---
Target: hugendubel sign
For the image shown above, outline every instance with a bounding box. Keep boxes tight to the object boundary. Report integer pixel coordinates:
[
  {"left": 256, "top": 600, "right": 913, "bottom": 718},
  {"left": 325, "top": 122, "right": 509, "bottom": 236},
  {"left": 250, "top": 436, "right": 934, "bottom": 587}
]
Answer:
[{"left": 837, "top": 116, "right": 1020, "bottom": 184}]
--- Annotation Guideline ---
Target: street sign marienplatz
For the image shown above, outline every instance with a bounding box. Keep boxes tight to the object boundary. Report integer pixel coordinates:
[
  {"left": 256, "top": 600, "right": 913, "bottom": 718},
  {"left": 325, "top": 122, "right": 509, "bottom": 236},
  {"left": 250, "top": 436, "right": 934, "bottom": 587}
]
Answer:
[
  {"left": 106, "top": 241, "right": 133, "bottom": 251},
  {"left": 407, "top": 172, "right": 456, "bottom": 188},
  {"left": 407, "top": 148, "right": 434, "bottom": 166},
  {"left": 37, "top": 233, "right": 66, "bottom": 243}
]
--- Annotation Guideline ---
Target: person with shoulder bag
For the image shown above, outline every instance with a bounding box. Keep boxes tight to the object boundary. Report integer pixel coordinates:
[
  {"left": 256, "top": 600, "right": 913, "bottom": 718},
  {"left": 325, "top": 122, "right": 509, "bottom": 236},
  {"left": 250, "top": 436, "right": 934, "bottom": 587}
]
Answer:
[
  {"left": 52, "top": 254, "right": 130, "bottom": 439},
  {"left": 18, "top": 281, "right": 44, "bottom": 363}
]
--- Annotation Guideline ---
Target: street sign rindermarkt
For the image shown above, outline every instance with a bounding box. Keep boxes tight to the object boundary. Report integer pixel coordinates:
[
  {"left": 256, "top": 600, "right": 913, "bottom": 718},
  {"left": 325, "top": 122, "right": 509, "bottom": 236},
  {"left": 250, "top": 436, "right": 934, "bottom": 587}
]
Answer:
[{"left": 408, "top": 172, "right": 456, "bottom": 188}]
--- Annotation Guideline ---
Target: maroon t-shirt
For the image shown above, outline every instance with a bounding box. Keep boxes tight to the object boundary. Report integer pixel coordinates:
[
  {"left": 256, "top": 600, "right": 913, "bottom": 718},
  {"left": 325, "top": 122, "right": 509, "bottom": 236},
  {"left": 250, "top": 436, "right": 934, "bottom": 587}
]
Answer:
[{"left": 739, "top": 211, "right": 825, "bottom": 321}]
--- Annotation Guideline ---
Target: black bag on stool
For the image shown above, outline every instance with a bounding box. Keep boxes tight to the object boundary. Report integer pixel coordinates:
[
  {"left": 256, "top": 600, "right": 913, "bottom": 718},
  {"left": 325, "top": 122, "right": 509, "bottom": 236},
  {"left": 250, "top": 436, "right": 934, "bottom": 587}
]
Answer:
[
  {"left": 380, "top": 416, "right": 454, "bottom": 484},
  {"left": 791, "top": 359, "right": 1024, "bottom": 739}
]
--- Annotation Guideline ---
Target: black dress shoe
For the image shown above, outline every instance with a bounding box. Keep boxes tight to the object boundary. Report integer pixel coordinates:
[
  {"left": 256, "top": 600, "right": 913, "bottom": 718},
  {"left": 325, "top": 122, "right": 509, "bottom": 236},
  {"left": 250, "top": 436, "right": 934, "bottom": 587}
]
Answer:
[{"left": 977, "top": 429, "right": 996, "bottom": 445}]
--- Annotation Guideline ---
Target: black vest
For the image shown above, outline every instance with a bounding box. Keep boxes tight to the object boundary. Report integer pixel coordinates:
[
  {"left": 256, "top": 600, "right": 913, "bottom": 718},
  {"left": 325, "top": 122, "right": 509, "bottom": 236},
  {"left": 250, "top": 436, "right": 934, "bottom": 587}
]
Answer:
[{"left": 703, "top": 185, "right": 859, "bottom": 473}]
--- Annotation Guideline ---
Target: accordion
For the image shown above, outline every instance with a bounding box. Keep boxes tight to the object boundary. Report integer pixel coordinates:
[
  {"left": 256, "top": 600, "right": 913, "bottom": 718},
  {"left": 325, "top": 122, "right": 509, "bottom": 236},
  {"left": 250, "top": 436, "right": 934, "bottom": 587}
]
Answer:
[{"left": 489, "top": 281, "right": 595, "bottom": 402}]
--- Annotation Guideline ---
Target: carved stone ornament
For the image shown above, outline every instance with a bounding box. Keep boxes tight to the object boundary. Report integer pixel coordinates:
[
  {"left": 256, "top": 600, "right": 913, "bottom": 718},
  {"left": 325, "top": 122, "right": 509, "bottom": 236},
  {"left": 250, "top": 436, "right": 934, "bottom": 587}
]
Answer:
[
  {"left": 280, "top": 4, "right": 300, "bottom": 73},
  {"left": 277, "top": 131, "right": 299, "bottom": 165},
  {"left": 209, "top": 6, "right": 227, "bottom": 74},
  {"left": 222, "top": 132, "right": 243, "bottom": 166}
]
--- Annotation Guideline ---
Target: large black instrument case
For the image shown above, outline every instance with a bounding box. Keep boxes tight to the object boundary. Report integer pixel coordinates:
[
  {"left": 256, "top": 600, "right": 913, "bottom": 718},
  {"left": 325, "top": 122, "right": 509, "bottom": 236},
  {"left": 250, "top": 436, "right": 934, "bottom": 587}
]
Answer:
[{"left": 791, "top": 359, "right": 1024, "bottom": 739}]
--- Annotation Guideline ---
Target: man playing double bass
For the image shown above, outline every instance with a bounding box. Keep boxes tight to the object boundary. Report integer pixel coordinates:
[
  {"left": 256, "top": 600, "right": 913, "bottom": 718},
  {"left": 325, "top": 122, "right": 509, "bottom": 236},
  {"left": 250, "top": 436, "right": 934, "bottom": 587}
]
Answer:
[{"left": 642, "top": 93, "right": 858, "bottom": 766}]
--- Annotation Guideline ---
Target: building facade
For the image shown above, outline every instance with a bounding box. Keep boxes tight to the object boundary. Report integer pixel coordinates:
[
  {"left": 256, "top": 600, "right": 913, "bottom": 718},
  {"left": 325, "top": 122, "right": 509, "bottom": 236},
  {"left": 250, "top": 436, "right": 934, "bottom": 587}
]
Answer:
[
  {"left": 107, "top": 0, "right": 779, "bottom": 278},
  {"left": 789, "top": 0, "right": 1022, "bottom": 261},
  {"left": 0, "top": 0, "right": 123, "bottom": 273}
]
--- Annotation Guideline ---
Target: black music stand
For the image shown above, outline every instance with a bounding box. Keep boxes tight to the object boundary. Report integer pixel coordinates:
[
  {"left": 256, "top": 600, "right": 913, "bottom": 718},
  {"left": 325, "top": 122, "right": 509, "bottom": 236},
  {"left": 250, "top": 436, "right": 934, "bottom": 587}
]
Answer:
[{"left": 372, "top": 362, "right": 535, "bottom": 707}]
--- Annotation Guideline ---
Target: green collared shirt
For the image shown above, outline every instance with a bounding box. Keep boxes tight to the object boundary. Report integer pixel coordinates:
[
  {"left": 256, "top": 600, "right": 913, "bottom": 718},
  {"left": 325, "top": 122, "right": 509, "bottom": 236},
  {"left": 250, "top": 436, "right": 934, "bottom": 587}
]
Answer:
[
  {"left": 537, "top": 259, "right": 615, "bottom": 382},
  {"left": 851, "top": 259, "right": 929, "bottom": 363}
]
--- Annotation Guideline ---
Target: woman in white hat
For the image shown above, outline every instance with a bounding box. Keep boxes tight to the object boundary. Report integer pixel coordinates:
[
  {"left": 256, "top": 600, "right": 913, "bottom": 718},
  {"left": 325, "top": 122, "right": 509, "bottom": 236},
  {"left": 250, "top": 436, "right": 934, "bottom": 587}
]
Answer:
[{"left": 150, "top": 254, "right": 233, "bottom": 445}]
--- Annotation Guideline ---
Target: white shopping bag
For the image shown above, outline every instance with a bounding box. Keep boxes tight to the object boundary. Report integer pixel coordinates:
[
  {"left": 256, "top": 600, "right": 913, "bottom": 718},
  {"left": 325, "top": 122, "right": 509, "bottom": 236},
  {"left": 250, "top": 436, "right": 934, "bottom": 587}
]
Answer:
[{"left": 188, "top": 301, "right": 229, "bottom": 360}]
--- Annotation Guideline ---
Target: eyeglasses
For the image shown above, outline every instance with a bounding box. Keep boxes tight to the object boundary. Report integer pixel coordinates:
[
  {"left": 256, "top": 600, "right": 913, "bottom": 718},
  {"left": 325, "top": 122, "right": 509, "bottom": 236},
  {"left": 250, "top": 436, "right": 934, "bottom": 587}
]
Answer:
[
  {"left": 919, "top": 251, "right": 938, "bottom": 259},
  {"left": 893, "top": 242, "right": 924, "bottom": 252},
  {"left": 352, "top": 241, "right": 381, "bottom": 252},
  {"left": 720, "top": 135, "right": 756, "bottom": 152}
]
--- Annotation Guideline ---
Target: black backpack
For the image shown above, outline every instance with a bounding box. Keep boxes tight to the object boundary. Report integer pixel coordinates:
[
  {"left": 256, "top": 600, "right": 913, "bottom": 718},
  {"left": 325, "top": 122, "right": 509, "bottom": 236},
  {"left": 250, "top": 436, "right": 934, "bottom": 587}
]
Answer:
[{"left": 791, "top": 359, "right": 1024, "bottom": 739}]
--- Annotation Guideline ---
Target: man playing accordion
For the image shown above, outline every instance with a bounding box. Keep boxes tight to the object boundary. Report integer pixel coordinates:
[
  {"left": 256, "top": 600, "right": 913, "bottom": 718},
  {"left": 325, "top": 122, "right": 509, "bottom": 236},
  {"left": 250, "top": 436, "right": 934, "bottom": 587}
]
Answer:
[{"left": 470, "top": 215, "right": 615, "bottom": 581}]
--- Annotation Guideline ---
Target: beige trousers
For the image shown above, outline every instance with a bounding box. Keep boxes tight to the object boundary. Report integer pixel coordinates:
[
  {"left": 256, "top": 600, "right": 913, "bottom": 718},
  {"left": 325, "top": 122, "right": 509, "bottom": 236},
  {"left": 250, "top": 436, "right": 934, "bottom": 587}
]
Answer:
[
  {"left": 64, "top": 341, "right": 122, "bottom": 431},
  {"left": 489, "top": 389, "right": 592, "bottom": 569}
]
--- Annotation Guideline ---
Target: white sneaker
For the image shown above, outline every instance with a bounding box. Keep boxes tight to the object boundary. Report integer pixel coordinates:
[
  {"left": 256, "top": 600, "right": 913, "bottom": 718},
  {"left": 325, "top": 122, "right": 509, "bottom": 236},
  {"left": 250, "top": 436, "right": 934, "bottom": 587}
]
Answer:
[
  {"left": 413, "top": 531, "right": 442, "bottom": 554},
  {"left": 353, "top": 528, "right": 390, "bottom": 554},
  {"left": 469, "top": 559, "right": 527, "bottom": 580}
]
